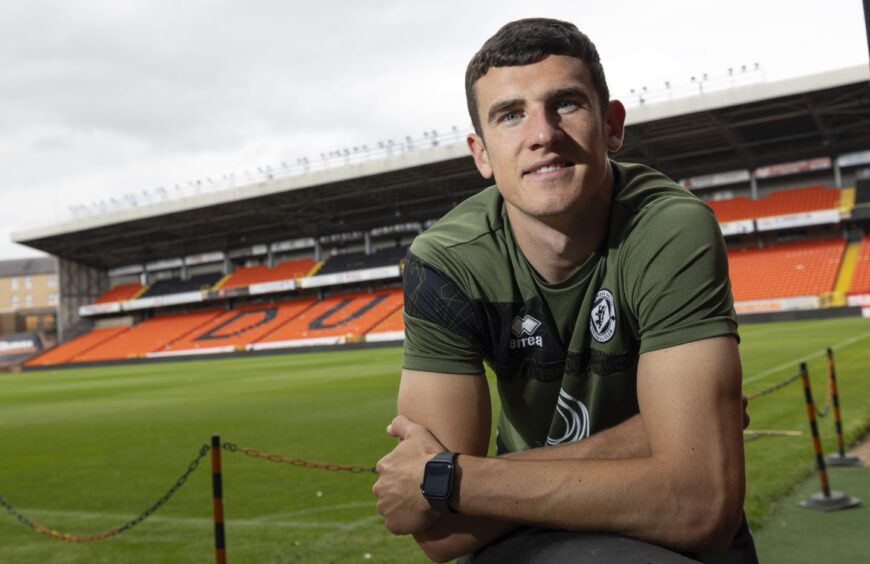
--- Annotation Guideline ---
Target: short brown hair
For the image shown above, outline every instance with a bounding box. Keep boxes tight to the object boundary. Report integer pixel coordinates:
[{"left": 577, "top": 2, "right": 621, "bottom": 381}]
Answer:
[{"left": 465, "top": 18, "right": 610, "bottom": 136}]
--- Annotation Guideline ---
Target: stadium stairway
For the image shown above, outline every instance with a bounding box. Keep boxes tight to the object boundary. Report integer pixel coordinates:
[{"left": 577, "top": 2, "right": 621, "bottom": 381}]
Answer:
[
  {"left": 839, "top": 187, "right": 856, "bottom": 214},
  {"left": 828, "top": 241, "right": 862, "bottom": 306}
]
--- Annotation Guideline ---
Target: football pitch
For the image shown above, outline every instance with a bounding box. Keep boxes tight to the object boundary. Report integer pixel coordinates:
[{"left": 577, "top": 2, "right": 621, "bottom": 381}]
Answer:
[{"left": 1, "top": 316, "right": 869, "bottom": 563}]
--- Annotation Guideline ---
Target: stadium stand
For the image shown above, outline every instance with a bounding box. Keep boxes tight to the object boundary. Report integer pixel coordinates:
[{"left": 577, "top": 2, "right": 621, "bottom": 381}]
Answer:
[
  {"left": 219, "top": 258, "right": 318, "bottom": 290},
  {"left": 26, "top": 326, "right": 129, "bottom": 366},
  {"left": 163, "top": 299, "right": 316, "bottom": 352},
  {"left": 317, "top": 246, "right": 407, "bottom": 275},
  {"left": 707, "top": 185, "right": 840, "bottom": 222},
  {"left": 368, "top": 307, "right": 404, "bottom": 333},
  {"left": 728, "top": 238, "right": 846, "bottom": 301},
  {"left": 259, "top": 289, "right": 403, "bottom": 342},
  {"left": 847, "top": 236, "right": 870, "bottom": 294},
  {"left": 75, "top": 310, "right": 223, "bottom": 361},
  {"left": 140, "top": 273, "right": 223, "bottom": 298},
  {"left": 95, "top": 283, "right": 145, "bottom": 304}
]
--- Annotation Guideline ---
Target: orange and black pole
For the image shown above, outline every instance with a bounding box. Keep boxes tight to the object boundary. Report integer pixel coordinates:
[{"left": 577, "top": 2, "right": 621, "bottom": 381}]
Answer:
[
  {"left": 798, "top": 361, "right": 861, "bottom": 511},
  {"left": 825, "top": 348, "right": 862, "bottom": 466},
  {"left": 800, "top": 362, "right": 831, "bottom": 498},
  {"left": 828, "top": 348, "right": 846, "bottom": 458},
  {"left": 211, "top": 434, "right": 227, "bottom": 564}
]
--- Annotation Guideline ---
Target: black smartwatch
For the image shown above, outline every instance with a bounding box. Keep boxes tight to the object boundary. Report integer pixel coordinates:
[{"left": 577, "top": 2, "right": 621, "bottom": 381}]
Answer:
[{"left": 420, "top": 451, "right": 458, "bottom": 513}]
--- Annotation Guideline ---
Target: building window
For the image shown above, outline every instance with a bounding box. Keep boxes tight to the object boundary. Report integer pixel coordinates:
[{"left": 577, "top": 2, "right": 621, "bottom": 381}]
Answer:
[
  {"left": 48, "top": 293, "right": 58, "bottom": 305},
  {"left": 25, "top": 294, "right": 33, "bottom": 307},
  {"left": 11, "top": 278, "right": 18, "bottom": 290},
  {"left": 48, "top": 275, "right": 58, "bottom": 287},
  {"left": 11, "top": 295, "right": 19, "bottom": 307},
  {"left": 25, "top": 276, "right": 32, "bottom": 289}
]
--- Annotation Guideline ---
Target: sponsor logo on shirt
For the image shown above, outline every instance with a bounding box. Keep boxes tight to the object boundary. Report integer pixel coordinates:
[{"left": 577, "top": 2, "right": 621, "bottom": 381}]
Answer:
[
  {"left": 547, "top": 388, "right": 591, "bottom": 445},
  {"left": 590, "top": 289, "right": 616, "bottom": 343},
  {"left": 510, "top": 314, "right": 543, "bottom": 349}
]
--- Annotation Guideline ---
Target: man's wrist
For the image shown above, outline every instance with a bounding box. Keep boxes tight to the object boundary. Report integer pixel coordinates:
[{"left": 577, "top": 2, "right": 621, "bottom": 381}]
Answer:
[
  {"left": 448, "top": 453, "right": 462, "bottom": 511},
  {"left": 421, "top": 452, "right": 459, "bottom": 513}
]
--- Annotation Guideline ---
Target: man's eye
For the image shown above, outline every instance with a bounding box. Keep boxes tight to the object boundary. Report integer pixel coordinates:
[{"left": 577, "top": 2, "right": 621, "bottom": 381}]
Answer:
[
  {"left": 555, "top": 100, "right": 579, "bottom": 113},
  {"left": 500, "top": 111, "right": 522, "bottom": 123}
]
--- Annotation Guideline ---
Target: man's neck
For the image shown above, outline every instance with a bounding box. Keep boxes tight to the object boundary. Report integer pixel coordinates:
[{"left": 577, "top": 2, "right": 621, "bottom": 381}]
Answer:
[{"left": 506, "top": 169, "right": 614, "bottom": 285}]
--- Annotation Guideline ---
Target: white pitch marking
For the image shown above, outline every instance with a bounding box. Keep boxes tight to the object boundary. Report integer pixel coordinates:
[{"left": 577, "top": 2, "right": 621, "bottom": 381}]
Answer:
[{"left": 742, "top": 328, "right": 870, "bottom": 386}]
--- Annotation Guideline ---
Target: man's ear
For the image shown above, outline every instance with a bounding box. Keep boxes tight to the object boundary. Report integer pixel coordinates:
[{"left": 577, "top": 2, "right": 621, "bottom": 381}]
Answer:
[
  {"left": 467, "top": 133, "right": 493, "bottom": 179},
  {"left": 605, "top": 100, "right": 627, "bottom": 152}
]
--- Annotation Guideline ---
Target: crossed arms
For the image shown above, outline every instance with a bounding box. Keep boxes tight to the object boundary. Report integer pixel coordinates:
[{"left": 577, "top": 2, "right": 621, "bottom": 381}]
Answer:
[{"left": 372, "top": 335, "right": 746, "bottom": 562}]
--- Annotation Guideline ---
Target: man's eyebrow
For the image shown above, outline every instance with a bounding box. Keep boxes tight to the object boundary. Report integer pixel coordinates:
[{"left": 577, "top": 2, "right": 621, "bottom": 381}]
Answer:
[
  {"left": 546, "top": 87, "right": 591, "bottom": 102},
  {"left": 487, "top": 98, "right": 523, "bottom": 124}
]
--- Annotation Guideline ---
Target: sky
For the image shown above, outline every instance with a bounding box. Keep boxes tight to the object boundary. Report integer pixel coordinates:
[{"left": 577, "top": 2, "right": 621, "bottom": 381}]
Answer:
[{"left": 1, "top": 0, "right": 867, "bottom": 260}]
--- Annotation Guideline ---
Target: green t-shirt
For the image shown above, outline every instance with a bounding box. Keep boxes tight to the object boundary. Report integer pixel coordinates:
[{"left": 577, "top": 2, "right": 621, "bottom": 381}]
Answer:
[{"left": 403, "top": 160, "right": 737, "bottom": 454}]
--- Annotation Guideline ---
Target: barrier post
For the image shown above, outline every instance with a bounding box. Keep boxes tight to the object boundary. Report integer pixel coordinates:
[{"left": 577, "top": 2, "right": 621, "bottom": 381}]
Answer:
[
  {"left": 211, "top": 434, "right": 227, "bottom": 564},
  {"left": 797, "top": 362, "right": 860, "bottom": 511},
  {"left": 824, "top": 348, "right": 863, "bottom": 467}
]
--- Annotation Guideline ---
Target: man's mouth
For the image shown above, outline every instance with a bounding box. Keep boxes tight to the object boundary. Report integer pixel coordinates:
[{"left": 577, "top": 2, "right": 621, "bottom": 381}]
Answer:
[{"left": 524, "top": 161, "right": 575, "bottom": 175}]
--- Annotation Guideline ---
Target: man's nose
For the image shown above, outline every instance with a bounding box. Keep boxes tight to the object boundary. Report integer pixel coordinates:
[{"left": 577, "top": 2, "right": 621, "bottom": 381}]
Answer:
[{"left": 526, "top": 107, "right": 564, "bottom": 149}]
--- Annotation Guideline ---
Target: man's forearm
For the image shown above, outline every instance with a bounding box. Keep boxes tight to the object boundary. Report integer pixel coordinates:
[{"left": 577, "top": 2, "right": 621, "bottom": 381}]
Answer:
[
  {"left": 413, "top": 414, "right": 649, "bottom": 562},
  {"left": 452, "top": 450, "right": 741, "bottom": 553},
  {"left": 504, "top": 413, "right": 649, "bottom": 461}
]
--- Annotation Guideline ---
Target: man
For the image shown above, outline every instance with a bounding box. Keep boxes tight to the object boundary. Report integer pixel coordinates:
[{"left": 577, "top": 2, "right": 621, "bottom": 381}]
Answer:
[{"left": 372, "top": 18, "right": 757, "bottom": 563}]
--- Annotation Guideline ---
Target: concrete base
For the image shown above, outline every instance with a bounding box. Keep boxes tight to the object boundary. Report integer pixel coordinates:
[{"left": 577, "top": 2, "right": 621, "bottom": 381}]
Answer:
[
  {"left": 826, "top": 453, "right": 863, "bottom": 467},
  {"left": 798, "top": 490, "right": 861, "bottom": 511}
]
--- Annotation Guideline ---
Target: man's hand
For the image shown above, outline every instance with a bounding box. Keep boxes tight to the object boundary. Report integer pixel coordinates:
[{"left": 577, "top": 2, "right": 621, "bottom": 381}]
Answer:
[{"left": 373, "top": 415, "right": 446, "bottom": 535}]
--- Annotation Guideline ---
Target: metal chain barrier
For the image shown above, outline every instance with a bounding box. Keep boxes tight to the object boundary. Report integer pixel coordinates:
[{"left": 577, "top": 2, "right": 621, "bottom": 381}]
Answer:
[
  {"left": 746, "top": 371, "right": 802, "bottom": 402},
  {"left": 815, "top": 375, "right": 833, "bottom": 418},
  {"left": 222, "top": 442, "right": 376, "bottom": 474},
  {"left": 0, "top": 443, "right": 211, "bottom": 542}
]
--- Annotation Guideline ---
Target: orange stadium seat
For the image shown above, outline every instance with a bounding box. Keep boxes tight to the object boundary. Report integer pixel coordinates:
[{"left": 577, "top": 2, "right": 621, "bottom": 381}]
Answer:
[
  {"left": 95, "top": 283, "right": 144, "bottom": 304},
  {"left": 220, "top": 258, "right": 318, "bottom": 289},
  {"left": 847, "top": 236, "right": 870, "bottom": 294},
  {"left": 25, "top": 326, "right": 128, "bottom": 366},
  {"left": 259, "top": 289, "right": 403, "bottom": 342},
  {"left": 707, "top": 196, "right": 754, "bottom": 223},
  {"left": 272, "top": 258, "right": 318, "bottom": 279},
  {"left": 76, "top": 310, "right": 223, "bottom": 361},
  {"left": 728, "top": 238, "right": 845, "bottom": 301},
  {"left": 163, "top": 299, "right": 315, "bottom": 351},
  {"left": 707, "top": 186, "right": 840, "bottom": 223},
  {"left": 369, "top": 307, "right": 404, "bottom": 333}
]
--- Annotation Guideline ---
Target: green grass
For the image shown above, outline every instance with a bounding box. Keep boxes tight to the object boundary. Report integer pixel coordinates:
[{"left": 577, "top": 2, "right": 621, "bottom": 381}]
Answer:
[{"left": 1, "top": 316, "right": 869, "bottom": 562}]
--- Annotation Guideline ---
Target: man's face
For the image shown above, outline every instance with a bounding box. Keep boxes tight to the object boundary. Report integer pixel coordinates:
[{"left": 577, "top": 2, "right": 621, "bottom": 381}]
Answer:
[{"left": 467, "top": 55, "right": 625, "bottom": 224}]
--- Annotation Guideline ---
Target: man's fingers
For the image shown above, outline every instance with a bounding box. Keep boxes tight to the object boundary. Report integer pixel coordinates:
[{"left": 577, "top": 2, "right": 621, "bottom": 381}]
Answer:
[{"left": 386, "top": 414, "right": 413, "bottom": 439}]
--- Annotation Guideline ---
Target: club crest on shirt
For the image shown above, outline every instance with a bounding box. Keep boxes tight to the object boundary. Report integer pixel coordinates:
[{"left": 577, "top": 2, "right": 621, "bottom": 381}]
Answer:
[{"left": 589, "top": 289, "right": 616, "bottom": 343}]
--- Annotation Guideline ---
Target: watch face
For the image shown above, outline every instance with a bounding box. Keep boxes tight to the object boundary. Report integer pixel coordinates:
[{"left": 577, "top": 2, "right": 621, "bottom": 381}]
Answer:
[{"left": 422, "top": 461, "right": 453, "bottom": 499}]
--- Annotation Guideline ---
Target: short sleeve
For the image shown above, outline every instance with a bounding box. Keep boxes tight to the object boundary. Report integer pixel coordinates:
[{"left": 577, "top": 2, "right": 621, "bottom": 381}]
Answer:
[
  {"left": 402, "top": 253, "right": 485, "bottom": 375},
  {"left": 624, "top": 199, "right": 738, "bottom": 354}
]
